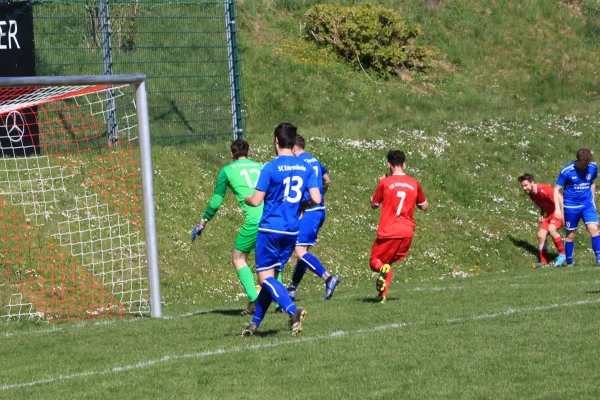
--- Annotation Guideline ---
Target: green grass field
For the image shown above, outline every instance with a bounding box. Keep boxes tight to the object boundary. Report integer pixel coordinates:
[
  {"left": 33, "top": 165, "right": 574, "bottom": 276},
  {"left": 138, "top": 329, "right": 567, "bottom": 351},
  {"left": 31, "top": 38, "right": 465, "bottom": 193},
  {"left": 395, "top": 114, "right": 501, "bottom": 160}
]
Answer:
[
  {"left": 1, "top": 266, "right": 600, "bottom": 398},
  {"left": 2, "top": 0, "right": 600, "bottom": 398}
]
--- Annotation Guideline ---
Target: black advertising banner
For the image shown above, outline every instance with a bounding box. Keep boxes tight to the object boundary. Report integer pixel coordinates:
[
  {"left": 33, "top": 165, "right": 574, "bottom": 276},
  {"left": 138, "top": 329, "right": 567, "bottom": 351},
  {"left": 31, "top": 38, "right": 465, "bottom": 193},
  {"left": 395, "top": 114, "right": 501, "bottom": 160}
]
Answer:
[
  {"left": 0, "top": 1, "right": 38, "bottom": 157},
  {"left": 0, "top": 1, "right": 35, "bottom": 76}
]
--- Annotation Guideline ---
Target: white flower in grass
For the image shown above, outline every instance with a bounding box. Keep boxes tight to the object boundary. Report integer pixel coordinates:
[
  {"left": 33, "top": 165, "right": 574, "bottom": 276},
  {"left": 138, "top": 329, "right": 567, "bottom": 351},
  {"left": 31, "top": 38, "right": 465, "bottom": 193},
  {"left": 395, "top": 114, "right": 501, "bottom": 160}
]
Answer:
[{"left": 451, "top": 270, "right": 469, "bottom": 278}]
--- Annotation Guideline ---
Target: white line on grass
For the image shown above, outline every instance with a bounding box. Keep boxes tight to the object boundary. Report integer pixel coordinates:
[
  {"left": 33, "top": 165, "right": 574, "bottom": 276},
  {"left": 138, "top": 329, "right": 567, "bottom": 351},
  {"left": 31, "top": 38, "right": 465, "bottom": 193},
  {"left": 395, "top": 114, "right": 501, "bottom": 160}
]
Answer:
[
  {"left": 446, "top": 299, "right": 600, "bottom": 323},
  {"left": 0, "top": 322, "right": 411, "bottom": 391},
  {"left": 412, "top": 278, "right": 600, "bottom": 293},
  {"left": 2, "top": 298, "right": 599, "bottom": 391}
]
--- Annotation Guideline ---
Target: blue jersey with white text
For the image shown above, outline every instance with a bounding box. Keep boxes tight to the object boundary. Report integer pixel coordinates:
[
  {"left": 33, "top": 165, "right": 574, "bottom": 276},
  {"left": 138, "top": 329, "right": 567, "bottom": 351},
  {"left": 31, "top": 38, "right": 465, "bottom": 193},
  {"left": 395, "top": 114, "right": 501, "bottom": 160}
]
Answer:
[
  {"left": 556, "top": 161, "right": 598, "bottom": 208},
  {"left": 256, "top": 155, "right": 319, "bottom": 234},
  {"left": 298, "top": 151, "right": 328, "bottom": 209}
]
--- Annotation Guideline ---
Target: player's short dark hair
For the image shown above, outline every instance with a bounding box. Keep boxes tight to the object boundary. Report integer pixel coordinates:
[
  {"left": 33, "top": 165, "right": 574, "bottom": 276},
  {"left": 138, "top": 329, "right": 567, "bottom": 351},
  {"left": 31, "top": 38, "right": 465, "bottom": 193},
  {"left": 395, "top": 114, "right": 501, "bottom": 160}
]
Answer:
[
  {"left": 230, "top": 139, "right": 249, "bottom": 159},
  {"left": 575, "top": 148, "right": 593, "bottom": 170},
  {"left": 518, "top": 173, "right": 535, "bottom": 183},
  {"left": 387, "top": 150, "right": 406, "bottom": 167},
  {"left": 274, "top": 123, "right": 297, "bottom": 149},
  {"left": 295, "top": 135, "right": 306, "bottom": 150}
]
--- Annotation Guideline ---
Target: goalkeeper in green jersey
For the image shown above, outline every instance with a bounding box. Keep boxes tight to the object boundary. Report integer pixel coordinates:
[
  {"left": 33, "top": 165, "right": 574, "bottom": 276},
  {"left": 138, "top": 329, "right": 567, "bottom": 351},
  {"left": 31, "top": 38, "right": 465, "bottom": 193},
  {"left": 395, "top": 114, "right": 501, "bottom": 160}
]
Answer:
[{"left": 191, "top": 140, "right": 264, "bottom": 315}]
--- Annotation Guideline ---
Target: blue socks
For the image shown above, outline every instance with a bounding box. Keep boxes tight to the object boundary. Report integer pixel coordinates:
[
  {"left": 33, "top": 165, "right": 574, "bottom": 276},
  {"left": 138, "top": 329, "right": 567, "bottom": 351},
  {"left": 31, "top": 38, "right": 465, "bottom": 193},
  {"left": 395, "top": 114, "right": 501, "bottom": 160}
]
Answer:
[
  {"left": 302, "top": 253, "right": 328, "bottom": 280},
  {"left": 563, "top": 236, "right": 600, "bottom": 265},
  {"left": 253, "top": 276, "right": 296, "bottom": 321},
  {"left": 565, "top": 241, "right": 575, "bottom": 265},
  {"left": 291, "top": 259, "right": 308, "bottom": 288},
  {"left": 291, "top": 254, "right": 330, "bottom": 290},
  {"left": 251, "top": 288, "right": 273, "bottom": 327},
  {"left": 591, "top": 235, "right": 600, "bottom": 263}
]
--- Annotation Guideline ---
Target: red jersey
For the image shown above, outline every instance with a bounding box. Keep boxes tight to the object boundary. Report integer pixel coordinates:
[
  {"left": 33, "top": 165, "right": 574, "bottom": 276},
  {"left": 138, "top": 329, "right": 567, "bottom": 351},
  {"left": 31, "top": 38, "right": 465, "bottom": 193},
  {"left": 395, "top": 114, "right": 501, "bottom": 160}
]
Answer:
[
  {"left": 528, "top": 183, "right": 557, "bottom": 216},
  {"left": 371, "top": 174, "right": 427, "bottom": 239}
]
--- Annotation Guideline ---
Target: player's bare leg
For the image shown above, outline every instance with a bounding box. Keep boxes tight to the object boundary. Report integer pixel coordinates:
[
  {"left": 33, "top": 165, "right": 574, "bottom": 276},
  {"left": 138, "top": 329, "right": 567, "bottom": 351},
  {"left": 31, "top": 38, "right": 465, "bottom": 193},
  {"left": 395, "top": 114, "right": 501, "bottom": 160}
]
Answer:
[
  {"left": 232, "top": 249, "right": 258, "bottom": 315},
  {"left": 586, "top": 223, "right": 599, "bottom": 237}
]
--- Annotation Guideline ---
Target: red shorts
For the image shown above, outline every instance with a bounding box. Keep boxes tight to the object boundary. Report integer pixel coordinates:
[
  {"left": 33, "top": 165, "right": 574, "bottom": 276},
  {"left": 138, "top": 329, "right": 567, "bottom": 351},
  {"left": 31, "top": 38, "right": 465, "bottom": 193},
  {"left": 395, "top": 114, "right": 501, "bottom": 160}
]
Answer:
[
  {"left": 370, "top": 237, "right": 413, "bottom": 265},
  {"left": 540, "top": 215, "right": 563, "bottom": 231}
]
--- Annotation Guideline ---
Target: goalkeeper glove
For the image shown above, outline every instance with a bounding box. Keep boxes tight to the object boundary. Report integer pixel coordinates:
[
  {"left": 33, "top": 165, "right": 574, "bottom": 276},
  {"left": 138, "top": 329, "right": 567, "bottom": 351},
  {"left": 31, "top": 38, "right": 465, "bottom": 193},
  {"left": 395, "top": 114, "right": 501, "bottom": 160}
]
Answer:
[{"left": 191, "top": 219, "right": 208, "bottom": 243}]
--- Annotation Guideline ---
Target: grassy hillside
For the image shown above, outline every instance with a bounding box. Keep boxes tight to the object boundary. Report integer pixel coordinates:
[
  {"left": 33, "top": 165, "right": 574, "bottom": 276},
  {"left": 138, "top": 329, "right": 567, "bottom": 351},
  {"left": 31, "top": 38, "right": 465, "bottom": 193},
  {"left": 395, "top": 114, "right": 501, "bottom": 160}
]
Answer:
[
  {"left": 236, "top": 0, "right": 599, "bottom": 138},
  {"left": 153, "top": 0, "right": 599, "bottom": 307}
]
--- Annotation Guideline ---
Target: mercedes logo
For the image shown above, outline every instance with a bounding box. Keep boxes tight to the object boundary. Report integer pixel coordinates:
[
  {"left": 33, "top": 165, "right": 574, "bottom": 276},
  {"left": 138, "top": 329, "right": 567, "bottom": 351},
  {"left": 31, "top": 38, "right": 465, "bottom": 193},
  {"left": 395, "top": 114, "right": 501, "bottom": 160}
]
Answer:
[{"left": 3, "top": 110, "right": 26, "bottom": 143}]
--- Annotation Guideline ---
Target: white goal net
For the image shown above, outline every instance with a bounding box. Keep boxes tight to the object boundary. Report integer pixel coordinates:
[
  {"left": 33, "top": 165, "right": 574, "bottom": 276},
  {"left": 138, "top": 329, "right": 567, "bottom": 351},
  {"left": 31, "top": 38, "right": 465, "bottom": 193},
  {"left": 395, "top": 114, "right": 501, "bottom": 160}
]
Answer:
[{"left": 0, "top": 75, "right": 160, "bottom": 322}]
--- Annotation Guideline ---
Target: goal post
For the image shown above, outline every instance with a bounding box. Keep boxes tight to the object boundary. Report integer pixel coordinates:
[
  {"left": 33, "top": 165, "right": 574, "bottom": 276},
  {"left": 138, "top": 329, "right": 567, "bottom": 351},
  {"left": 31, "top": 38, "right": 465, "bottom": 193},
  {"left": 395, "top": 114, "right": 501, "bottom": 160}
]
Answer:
[{"left": 0, "top": 74, "right": 161, "bottom": 321}]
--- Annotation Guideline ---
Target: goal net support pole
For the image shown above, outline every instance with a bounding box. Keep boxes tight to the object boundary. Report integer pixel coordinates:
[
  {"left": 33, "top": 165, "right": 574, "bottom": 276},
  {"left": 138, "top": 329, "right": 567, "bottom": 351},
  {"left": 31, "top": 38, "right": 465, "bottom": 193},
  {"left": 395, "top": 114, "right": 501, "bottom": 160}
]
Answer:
[{"left": 134, "top": 79, "right": 162, "bottom": 318}]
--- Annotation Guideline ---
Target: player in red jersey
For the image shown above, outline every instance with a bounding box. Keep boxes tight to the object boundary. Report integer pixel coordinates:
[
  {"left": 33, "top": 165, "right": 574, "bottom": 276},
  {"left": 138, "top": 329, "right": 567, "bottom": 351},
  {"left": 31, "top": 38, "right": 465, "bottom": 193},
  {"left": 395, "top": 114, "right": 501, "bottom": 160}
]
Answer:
[
  {"left": 518, "top": 173, "right": 566, "bottom": 266},
  {"left": 369, "top": 150, "right": 429, "bottom": 303}
]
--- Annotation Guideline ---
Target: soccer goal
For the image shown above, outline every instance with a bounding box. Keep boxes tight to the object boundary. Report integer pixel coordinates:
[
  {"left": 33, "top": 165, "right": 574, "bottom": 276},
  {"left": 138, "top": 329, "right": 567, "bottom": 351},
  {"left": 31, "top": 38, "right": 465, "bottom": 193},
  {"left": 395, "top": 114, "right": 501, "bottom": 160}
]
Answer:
[{"left": 0, "top": 75, "right": 161, "bottom": 322}]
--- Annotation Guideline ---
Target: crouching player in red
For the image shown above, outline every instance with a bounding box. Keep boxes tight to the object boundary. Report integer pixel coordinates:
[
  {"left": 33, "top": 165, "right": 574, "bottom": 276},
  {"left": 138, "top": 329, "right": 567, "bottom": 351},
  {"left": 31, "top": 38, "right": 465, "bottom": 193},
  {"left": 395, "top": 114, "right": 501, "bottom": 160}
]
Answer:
[
  {"left": 517, "top": 173, "right": 566, "bottom": 266},
  {"left": 369, "top": 150, "right": 428, "bottom": 303}
]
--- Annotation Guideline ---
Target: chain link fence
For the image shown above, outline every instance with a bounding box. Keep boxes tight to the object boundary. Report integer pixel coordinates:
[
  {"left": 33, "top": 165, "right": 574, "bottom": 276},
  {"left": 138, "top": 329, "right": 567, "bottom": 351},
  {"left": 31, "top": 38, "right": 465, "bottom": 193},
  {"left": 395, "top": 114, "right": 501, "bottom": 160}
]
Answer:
[{"left": 30, "top": 0, "right": 243, "bottom": 142}]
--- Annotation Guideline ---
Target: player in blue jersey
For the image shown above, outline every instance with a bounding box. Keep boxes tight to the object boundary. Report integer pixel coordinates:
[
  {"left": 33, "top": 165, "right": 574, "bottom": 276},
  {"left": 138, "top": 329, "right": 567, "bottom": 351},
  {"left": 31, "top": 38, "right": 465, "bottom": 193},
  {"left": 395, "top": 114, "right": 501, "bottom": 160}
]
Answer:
[
  {"left": 553, "top": 148, "right": 600, "bottom": 266},
  {"left": 286, "top": 135, "right": 340, "bottom": 300},
  {"left": 242, "top": 123, "right": 321, "bottom": 337}
]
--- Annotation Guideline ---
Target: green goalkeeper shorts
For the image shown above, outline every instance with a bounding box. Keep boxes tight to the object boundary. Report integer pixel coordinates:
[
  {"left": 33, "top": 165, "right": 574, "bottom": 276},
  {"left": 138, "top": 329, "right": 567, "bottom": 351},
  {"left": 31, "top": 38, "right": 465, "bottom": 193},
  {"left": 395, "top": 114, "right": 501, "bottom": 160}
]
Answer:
[{"left": 234, "top": 221, "right": 259, "bottom": 253}]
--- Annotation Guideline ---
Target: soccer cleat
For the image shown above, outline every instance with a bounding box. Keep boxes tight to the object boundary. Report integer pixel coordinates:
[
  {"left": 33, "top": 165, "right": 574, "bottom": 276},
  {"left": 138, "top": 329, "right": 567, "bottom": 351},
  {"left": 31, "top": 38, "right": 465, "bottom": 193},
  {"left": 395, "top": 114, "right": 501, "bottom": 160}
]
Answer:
[
  {"left": 324, "top": 275, "right": 340, "bottom": 300},
  {"left": 290, "top": 307, "right": 307, "bottom": 337},
  {"left": 274, "top": 305, "right": 284, "bottom": 313},
  {"left": 240, "top": 301, "right": 256, "bottom": 316},
  {"left": 376, "top": 264, "right": 391, "bottom": 293},
  {"left": 377, "top": 294, "right": 387, "bottom": 304},
  {"left": 554, "top": 254, "right": 567, "bottom": 267},
  {"left": 287, "top": 286, "right": 297, "bottom": 301},
  {"left": 241, "top": 322, "right": 258, "bottom": 337}
]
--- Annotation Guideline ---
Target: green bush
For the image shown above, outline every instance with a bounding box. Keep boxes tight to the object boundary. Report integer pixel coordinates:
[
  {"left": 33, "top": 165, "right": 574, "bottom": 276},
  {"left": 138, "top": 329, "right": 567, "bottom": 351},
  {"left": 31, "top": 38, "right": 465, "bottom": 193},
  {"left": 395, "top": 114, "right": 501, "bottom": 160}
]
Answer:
[{"left": 303, "top": 3, "right": 431, "bottom": 75}]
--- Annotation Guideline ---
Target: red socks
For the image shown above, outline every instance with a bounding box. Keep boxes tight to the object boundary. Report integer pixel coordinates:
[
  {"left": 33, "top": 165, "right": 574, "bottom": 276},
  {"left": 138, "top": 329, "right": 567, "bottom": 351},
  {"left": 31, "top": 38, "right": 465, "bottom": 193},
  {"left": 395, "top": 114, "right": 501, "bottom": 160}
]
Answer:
[{"left": 553, "top": 237, "right": 565, "bottom": 254}]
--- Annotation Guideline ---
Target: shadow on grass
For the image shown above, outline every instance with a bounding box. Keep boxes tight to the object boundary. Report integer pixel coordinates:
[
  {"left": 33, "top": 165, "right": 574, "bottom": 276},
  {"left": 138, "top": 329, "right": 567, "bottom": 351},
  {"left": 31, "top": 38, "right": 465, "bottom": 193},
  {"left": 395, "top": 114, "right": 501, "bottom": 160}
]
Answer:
[
  {"left": 223, "top": 329, "right": 280, "bottom": 338},
  {"left": 209, "top": 309, "right": 247, "bottom": 317},
  {"left": 585, "top": 290, "right": 600, "bottom": 294},
  {"left": 180, "top": 308, "right": 245, "bottom": 317},
  {"left": 359, "top": 297, "right": 400, "bottom": 303},
  {"left": 508, "top": 235, "right": 544, "bottom": 257},
  {"left": 187, "top": 307, "right": 290, "bottom": 318}
]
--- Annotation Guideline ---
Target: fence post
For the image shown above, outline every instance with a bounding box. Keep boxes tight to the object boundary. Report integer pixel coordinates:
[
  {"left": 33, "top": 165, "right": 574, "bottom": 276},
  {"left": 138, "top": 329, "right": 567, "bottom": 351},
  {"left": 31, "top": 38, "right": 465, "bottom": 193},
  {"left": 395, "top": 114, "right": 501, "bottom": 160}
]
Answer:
[
  {"left": 100, "top": 0, "right": 118, "bottom": 145},
  {"left": 225, "top": 0, "right": 243, "bottom": 140}
]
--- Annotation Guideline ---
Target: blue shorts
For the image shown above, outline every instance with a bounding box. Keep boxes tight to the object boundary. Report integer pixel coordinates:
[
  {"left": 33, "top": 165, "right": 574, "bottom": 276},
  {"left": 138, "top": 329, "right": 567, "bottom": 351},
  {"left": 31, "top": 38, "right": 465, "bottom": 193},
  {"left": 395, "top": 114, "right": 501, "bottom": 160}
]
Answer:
[
  {"left": 255, "top": 231, "right": 297, "bottom": 272},
  {"left": 564, "top": 205, "right": 599, "bottom": 231},
  {"left": 296, "top": 209, "right": 326, "bottom": 247}
]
